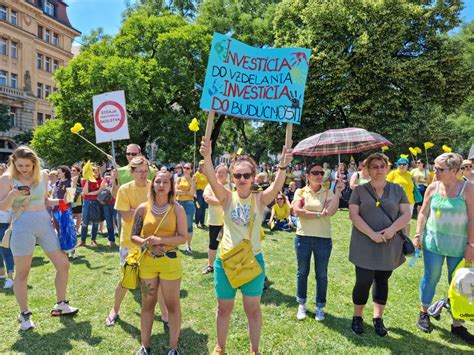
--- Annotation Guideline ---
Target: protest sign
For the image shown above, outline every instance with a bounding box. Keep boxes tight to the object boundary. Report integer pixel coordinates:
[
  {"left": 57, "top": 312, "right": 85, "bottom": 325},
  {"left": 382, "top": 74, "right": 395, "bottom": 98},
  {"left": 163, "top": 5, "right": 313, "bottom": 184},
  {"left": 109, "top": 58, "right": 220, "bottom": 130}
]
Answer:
[
  {"left": 200, "top": 33, "right": 311, "bottom": 124},
  {"left": 93, "top": 90, "right": 130, "bottom": 143}
]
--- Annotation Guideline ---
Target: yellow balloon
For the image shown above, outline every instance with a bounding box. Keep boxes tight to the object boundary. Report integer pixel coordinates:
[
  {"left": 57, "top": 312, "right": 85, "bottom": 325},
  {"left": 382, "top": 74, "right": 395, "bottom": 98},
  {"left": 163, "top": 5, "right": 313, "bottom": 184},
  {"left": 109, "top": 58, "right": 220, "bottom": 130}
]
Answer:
[
  {"left": 188, "top": 118, "right": 200, "bottom": 132},
  {"left": 70, "top": 123, "right": 84, "bottom": 134}
]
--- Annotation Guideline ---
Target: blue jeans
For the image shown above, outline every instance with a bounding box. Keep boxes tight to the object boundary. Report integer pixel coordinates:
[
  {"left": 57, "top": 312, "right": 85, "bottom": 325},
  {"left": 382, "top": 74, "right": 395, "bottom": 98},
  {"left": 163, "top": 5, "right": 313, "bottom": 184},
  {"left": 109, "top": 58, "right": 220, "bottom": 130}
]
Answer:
[
  {"left": 0, "top": 223, "right": 14, "bottom": 273},
  {"left": 194, "top": 189, "right": 208, "bottom": 226},
  {"left": 294, "top": 235, "right": 332, "bottom": 308},
  {"left": 420, "top": 247, "right": 463, "bottom": 307},
  {"left": 178, "top": 200, "right": 195, "bottom": 234},
  {"left": 102, "top": 204, "right": 116, "bottom": 242},
  {"left": 81, "top": 200, "right": 99, "bottom": 242}
]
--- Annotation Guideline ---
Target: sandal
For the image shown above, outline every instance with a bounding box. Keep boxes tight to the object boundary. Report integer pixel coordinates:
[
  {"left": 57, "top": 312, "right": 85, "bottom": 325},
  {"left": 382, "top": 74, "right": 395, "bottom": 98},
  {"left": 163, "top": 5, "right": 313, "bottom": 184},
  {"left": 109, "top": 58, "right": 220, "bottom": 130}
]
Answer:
[
  {"left": 202, "top": 265, "right": 214, "bottom": 275},
  {"left": 105, "top": 313, "right": 119, "bottom": 326}
]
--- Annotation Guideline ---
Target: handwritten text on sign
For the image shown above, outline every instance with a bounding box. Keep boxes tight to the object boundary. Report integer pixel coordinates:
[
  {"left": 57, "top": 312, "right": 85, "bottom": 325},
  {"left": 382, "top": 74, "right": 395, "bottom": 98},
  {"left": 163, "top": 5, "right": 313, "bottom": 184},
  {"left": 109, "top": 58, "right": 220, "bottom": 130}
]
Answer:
[{"left": 200, "top": 33, "right": 311, "bottom": 124}]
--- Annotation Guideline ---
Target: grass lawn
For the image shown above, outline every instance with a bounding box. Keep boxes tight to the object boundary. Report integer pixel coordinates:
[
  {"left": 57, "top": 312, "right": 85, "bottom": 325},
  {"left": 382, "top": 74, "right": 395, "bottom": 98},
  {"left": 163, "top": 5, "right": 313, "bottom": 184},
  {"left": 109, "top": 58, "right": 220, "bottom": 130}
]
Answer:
[{"left": 0, "top": 210, "right": 472, "bottom": 354}]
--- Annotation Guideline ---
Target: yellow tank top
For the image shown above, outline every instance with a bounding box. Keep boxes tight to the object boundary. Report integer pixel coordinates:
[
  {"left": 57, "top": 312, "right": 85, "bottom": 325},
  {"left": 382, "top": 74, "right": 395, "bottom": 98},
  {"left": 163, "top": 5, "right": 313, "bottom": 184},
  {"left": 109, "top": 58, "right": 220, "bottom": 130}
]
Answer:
[
  {"left": 176, "top": 177, "right": 193, "bottom": 201},
  {"left": 141, "top": 203, "right": 177, "bottom": 251},
  {"left": 222, "top": 191, "right": 264, "bottom": 255}
]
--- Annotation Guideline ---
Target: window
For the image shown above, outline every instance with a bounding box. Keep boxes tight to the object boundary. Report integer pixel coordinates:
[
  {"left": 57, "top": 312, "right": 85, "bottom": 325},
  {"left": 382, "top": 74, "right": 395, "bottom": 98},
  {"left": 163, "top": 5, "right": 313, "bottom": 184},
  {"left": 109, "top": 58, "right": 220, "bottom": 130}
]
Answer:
[
  {"left": 10, "top": 73, "right": 17, "bottom": 89},
  {"left": 10, "top": 10, "right": 17, "bottom": 25},
  {"left": 45, "top": 85, "right": 51, "bottom": 97},
  {"left": 37, "top": 112, "right": 43, "bottom": 126},
  {"left": 0, "top": 6, "right": 6, "bottom": 21},
  {"left": 0, "top": 38, "right": 6, "bottom": 56},
  {"left": 45, "top": 57, "right": 51, "bottom": 72},
  {"left": 38, "top": 25, "right": 43, "bottom": 39},
  {"left": 37, "top": 53, "right": 43, "bottom": 70},
  {"left": 53, "top": 60, "right": 59, "bottom": 72},
  {"left": 53, "top": 33, "right": 59, "bottom": 47},
  {"left": 45, "top": 114, "right": 51, "bottom": 120},
  {"left": 0, "top": 70, "right": 7, "bottom": 86},
  {"left": 45, "top": 29, "right": 50, "bottom": 43},
  {"left": 37, "top": 82, "right": 43, "bottom": 98},
  {"left": 9, "top": 107, "right": 17, "bottom": 127},
  {"left": 44, "top": 1, "right": 55, "bottom": 16},
  {"left": 10, "top": 41, "right": 17, "bottom": 59}
]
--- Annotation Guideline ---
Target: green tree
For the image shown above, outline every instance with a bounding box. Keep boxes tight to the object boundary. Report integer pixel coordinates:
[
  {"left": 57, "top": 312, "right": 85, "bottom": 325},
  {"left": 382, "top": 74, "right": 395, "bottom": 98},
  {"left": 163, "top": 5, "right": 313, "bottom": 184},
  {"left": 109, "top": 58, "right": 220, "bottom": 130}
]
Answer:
[
  {"left": 0, "top": 104, "right": 11, "bottom": 132},
  {"left": 266, "top": 0, "right": 473, "bottom": 159}
]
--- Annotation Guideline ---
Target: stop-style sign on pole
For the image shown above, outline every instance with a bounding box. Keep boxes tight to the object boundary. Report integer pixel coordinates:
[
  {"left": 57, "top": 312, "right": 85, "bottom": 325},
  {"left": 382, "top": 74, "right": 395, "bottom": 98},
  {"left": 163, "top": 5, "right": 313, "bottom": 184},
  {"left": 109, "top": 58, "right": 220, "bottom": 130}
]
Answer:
[{"left": 93, "top": 90, "right": 130, "bottom": 144}]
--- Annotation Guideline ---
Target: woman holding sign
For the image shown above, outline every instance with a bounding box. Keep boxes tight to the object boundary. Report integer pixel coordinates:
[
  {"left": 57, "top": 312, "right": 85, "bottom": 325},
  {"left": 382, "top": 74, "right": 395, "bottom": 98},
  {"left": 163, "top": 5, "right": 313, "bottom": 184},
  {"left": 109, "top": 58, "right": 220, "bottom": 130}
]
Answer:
[{"left": 200, "top": 137, "right": 292, "bottom": 355}]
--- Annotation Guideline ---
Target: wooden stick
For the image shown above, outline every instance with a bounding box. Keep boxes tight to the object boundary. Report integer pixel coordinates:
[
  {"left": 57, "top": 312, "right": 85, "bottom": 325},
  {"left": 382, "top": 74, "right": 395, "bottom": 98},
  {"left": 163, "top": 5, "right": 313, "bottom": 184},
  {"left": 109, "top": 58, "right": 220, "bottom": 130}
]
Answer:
[
  {"left": 285, "top": 123, "right": 293, "bottom": 148},
  {"left": 205, "top": 110, "right": 215, "bottom": 143}
]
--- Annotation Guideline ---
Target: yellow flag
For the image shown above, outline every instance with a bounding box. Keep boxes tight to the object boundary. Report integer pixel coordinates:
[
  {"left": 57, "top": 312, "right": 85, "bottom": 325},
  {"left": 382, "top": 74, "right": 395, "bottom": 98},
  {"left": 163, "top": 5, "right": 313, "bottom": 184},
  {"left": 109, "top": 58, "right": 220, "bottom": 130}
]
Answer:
[
  {"left": 414, "top": 147, "right": 422, "bottom": 154},
  {"left": 82, "top": 160, "right": 96, "bottom": 182},
  {"left": 71, "top": 123, "right": 84, "bottom": 134},
  {"left": 188, "top": 118, "right": 200, "bottom": 132},
  {"left": 442, "top": 145, "right": 452, "bottom": 153},
  {"left": 236, "top": 147, "right": 243, "bottom": 155},
  {"left": 409, "top": 147, "right": 418, "bottom": 156},
  {"left": 424, "top": 141, "right": 434, "bottom": 150},
  {"left": 381, "top": 146, "right": 389, "bottom": 152},
  {"left": 400, "top": 154, "right": 409, "bottom": 159}
]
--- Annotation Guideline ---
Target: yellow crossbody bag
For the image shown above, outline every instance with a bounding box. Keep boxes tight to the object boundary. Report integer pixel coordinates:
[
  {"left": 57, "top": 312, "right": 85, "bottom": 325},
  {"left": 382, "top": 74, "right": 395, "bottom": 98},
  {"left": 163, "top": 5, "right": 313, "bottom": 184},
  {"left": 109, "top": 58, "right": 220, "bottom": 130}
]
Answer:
[
  {"left": 220, "top": 194, "right": 263, "bottom": 288},
  {"left": 121, "top": 205, "right": 173, "bottom": 289}
]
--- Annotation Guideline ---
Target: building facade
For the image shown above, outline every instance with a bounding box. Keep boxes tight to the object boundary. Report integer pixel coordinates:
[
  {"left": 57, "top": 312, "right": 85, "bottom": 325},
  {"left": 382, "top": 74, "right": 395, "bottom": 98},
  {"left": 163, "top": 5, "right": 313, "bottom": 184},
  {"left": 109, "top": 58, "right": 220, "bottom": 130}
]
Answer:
[{"left": 0, "top": 0, "right": 80, "bottom": 162}]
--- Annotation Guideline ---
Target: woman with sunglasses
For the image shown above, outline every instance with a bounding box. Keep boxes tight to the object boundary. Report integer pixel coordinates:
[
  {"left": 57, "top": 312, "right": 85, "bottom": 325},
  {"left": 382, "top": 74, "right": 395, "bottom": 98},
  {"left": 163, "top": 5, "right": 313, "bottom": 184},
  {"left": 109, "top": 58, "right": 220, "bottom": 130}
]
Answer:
[
  {"left": 414, "top": 153, "right": 474, "bottom": 344},
  {"left": 349, "top": 153, "right": 411, "bottom": 336},
  {"left": 461, "top": 159, "right": 474, "bottom": 183},
  {"left": 175, "top": 163, "right": 196, "bottom": 254},
  {"left": 269, "top": 193, "right": 293, "bottom": 231},
  {"left": 386, "top": 157, "right": 415, "bottom": 235},
  {"left": 200, "top": 138, "right": 292, "bottom": 355},
  {"left": 292, "top": 163, "right": 343, "bottom": 321}
]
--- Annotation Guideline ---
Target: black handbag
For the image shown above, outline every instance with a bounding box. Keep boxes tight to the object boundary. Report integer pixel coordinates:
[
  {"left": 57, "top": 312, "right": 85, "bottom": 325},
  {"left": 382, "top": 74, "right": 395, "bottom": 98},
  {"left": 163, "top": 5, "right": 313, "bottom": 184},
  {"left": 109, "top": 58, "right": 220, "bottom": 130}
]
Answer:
[
  {"left": 88, "top": 200, "right": 104, "bottom": 223},
  {"left": 363, "top": 184, "right": 415, "bottom": 255},
  {"left": 97, "top": 189, "right": 113, "bottom": 205}
]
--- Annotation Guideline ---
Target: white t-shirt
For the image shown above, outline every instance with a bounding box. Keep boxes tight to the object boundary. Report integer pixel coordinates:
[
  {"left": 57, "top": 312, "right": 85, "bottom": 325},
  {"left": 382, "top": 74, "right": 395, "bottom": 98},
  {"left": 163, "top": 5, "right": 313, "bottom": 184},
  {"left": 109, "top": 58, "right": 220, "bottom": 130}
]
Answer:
[{"left": 0, "top": 209, "right": 12, "bottom": 223}]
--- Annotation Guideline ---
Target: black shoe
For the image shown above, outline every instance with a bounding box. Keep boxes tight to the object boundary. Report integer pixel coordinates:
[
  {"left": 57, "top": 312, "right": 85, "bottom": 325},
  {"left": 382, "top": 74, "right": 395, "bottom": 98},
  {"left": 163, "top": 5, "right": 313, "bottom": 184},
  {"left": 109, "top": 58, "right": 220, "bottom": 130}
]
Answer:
[
  {"left": 451, "top": 325, "right": 474, "bottom": 345},
  {"left": 136, "top": 345, "right": 151, "bottom": 355},
  {"left": 351, "top": 316, "right": 364, "bottom": 335},
  {"left": 373, "top": 318, "right": 388, "bottom": 337},
  {"left": 417, "top": 311, "right": 432, "bottom": 333}
]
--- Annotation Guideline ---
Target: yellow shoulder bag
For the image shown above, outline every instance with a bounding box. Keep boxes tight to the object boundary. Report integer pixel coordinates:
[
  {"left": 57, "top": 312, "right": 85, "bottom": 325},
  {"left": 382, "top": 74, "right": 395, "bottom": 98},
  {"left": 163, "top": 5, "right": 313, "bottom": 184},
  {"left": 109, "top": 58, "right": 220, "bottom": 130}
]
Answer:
[
  {"left": 448, "top": 259, "right": 474, "bottom": 321},
  {"left": 220, "top": 193, "right": 263, "bottom": 288}
]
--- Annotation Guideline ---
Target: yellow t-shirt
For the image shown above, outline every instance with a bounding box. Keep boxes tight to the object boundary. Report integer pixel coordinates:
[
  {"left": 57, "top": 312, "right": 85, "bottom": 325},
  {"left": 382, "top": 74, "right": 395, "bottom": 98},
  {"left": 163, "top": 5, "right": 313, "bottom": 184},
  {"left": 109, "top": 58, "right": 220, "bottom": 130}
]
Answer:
[
  {"left": 195, "top": 171, "right": 208, "bottom": 191},
  {"left": 386, "top": 170, "right": 414, "bottom": 204},
  {"left": 204, "top": 184, "right": 224, "bottom": 226},
  {"left": 222, "top": 192, "right": 264, "bottom": 255},
  {"left": 410, "top": 168, "right": 429, "bottom": 186},
  {"left": 114, "top": 180, "right": 150, "bottom": 248},
  {"left": 272, "top": 203, "right": 290, "bottom": 220},
  {"left": 141, "top": 203, "right": 177, "bottom": 252},
  {"left": 293, "top": 186, "right": 333, "bottom": 238},
  {"left": 176, "top": 176, "right": 193, "bottom": 201}
]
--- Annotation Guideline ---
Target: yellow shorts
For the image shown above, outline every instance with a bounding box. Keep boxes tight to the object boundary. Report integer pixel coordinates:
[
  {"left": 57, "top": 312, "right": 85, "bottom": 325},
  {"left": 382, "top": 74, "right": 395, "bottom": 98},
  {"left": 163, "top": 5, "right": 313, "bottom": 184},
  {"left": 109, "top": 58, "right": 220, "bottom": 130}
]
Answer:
[{"left": 138, "top": 252, "right": 182, "bottom": 281}]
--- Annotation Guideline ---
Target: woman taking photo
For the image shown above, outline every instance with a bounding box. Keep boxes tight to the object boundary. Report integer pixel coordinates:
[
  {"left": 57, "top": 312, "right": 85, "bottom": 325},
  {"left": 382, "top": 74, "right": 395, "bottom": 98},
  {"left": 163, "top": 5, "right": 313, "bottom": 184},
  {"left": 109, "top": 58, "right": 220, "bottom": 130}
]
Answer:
[
  {"left": 292, "top": 163, "right": 343, "bottom": 321},
  {"left": 200, "top": 138, "right": 292, "bottom": 355},
  {"left": 0, "top": 146, "right": 78, "bottom": 330},
  {"left": 131, "top": 171, "right": 188, "bottom": 355},
  {"left": 348, "top": 153, "right": 411, "bottom": 337},
  {"left": 414, "top": 153, "right": 474, "bottom": 344},
  {"left": 202, "top": 164, "right": 228, "bottom": 274},
  {"left": 175, "top": 162, "right": 195, "bottom": 254}
]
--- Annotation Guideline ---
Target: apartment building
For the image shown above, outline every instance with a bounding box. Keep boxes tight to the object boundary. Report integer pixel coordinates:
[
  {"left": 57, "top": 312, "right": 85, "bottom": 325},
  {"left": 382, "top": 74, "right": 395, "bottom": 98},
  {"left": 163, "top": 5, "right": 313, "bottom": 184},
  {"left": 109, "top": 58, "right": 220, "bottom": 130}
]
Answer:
[{"left": 0, "top": 0, "right": 80, "bottom": 162}]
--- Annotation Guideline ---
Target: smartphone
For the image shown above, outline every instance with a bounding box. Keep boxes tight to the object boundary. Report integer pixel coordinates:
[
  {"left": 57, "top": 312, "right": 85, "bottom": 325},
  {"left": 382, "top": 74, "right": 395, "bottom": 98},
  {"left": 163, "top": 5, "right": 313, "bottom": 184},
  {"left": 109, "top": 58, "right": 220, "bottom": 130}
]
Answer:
[{"left": 17, "top": 186, "right": 30, "bottom": 195}]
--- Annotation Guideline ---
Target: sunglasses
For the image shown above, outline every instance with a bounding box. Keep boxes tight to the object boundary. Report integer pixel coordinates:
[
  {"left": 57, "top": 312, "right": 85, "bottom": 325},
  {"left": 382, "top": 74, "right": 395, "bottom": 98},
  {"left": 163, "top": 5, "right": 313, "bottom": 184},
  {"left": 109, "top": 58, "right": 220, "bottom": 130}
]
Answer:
[
  {"left": 309, "top": 170, "right": 325, "bottom": 176},
  {"left": 277, "top": 198, "right": 284, "bottom": 201},
  {"left": 183, "top": 167, "right": 192, "bottom": 170},
  {"left": 126, "top": 152, "right": 138, "bottom": 156},
  {"left": 434, "top": 167, "right": 446, "bottom": 173},
  {"left": 461, "top": 165, "right": 472, "bottom": 170},
  {"left": 398, "top": 163, "right": 407, "bottom": 166},
  {"left": 233, "top": 173, "right": 252, "bottom": 180},
  {"left": 370, "top": 165, "right": 386, "bottom": 170}
]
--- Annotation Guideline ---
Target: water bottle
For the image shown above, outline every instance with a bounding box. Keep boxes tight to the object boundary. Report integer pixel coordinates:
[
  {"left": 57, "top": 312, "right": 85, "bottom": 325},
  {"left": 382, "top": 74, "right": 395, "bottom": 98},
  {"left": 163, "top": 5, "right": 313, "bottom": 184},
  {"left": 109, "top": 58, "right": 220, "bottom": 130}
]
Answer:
[{"left": 408, "top": 249, "right": 421, "bottom": 268}]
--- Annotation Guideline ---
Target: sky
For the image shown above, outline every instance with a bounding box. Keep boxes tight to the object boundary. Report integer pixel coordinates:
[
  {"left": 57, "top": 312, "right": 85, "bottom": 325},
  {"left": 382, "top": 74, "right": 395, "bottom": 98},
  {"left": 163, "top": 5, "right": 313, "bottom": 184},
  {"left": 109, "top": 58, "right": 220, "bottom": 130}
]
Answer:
[{"left": 66, "top": 0, "right": 474, "bottom": 45}]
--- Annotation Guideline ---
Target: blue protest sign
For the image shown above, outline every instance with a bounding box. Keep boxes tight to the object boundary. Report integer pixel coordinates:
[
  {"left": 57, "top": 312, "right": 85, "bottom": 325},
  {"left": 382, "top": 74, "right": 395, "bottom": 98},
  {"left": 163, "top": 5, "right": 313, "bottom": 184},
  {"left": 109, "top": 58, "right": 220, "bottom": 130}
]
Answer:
[{"left": 200, "top": 33, "right": 311, "bottom": 124}]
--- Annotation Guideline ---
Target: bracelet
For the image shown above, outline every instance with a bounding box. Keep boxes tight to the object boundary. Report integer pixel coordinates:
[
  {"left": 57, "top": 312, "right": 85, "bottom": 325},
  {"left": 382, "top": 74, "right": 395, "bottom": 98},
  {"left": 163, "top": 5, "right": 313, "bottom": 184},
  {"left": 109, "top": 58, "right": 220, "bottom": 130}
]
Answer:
[{"left": 279, "top": 165, "right": 288, "bottom": 170}]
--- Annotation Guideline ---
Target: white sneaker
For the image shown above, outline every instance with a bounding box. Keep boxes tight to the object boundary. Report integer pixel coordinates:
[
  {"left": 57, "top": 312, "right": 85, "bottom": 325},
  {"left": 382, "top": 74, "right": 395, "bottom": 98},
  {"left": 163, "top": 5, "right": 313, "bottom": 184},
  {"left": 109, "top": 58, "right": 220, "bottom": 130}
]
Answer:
[
  {"left": 297, "top": 304, "right": 306, "bottom": 320},
  {"left": 18, "top": 311, "right": 35, "bottom": 331},
  {"left": 51, "top": 300, "right": 79, "bottom": 316},
  {"left": 70, "top": 252, "right": 78, "bottom": 259},
  {"left": 315, "top": 307, "right": 325, "bottom": 321},
  {"left": 4, "top": 278, "right": 13, "bottom": 289}
]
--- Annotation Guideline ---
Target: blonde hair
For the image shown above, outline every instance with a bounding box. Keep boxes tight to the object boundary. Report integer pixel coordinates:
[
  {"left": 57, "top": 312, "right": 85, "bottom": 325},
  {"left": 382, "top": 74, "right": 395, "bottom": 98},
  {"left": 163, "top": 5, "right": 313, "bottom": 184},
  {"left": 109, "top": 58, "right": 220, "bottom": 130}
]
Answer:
[
  {"left": 149, "top": 172, "right": 175, "bottom": 205},
  {"left": 8, "top": 146, "right": 42, "bottom": 185},
  {"left": 434, "top": 153, "right": 463, "bottom": 171},
  {"left": 128, "top": 156, "right": 150, "bottom": 174}
]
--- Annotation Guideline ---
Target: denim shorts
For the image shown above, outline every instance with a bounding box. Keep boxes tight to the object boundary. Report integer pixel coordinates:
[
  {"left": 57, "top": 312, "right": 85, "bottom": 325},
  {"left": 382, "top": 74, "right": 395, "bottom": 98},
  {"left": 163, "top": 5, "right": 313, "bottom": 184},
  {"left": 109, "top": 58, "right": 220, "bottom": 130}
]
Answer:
[
  {"left": 178, "top": 200, "right": 195, "bottom": 234},
  {"left": 10, "top": 210, "right": 60, "bottom": 256},
  {"left": 214, "top": 253, "right": 265, "bottom": 299}
]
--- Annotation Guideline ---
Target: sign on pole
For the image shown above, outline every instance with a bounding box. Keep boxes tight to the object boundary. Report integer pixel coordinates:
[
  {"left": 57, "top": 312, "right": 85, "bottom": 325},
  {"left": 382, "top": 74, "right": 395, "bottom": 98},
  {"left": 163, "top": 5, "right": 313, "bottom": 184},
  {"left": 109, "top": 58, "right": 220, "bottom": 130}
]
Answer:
[
  {"left": 200, "top": 33, "right": 311, "bottom": 125},
  {"left": 93, "top": 90, "right": 130, "bottom": 143}
]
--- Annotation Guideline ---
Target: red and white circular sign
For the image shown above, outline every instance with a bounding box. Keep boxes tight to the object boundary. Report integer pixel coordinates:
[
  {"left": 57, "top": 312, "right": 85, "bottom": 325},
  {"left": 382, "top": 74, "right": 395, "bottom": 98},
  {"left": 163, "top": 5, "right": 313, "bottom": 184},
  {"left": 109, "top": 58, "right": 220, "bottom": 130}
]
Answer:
[{"left": 94, "top": 101, "right": 126, "bottom": 133}]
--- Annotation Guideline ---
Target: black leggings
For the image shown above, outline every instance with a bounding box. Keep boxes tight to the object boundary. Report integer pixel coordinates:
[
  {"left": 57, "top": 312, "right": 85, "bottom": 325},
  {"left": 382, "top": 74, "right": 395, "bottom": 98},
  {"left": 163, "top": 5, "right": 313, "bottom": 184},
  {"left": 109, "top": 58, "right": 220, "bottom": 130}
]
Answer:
[
  {"left": 208, "top": 225, "right": 222, "bottom": 250},
  {"left": 352, "top": 266, "right": 393, "bottom": 306}
]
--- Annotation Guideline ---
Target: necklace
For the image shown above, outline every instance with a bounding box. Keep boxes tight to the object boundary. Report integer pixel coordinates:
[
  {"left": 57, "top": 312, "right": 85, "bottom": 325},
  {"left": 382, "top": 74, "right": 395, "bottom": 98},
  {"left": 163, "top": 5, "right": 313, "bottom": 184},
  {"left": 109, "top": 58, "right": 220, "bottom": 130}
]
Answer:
[
  {"left": 151, "top": 203, "right": 169, "bottom": 216},
  {"left": 369, "top": 182, "right": 386, "bottom": 207}
]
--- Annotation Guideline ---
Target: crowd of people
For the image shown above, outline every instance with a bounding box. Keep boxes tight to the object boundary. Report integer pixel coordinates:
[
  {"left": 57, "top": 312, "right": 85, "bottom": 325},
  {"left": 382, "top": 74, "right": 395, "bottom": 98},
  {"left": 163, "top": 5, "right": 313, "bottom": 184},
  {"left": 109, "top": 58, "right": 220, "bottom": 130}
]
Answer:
[{"left": 0, "top": 142, "right": 473, "bottom": 354}]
